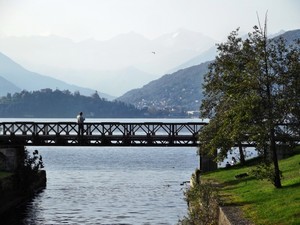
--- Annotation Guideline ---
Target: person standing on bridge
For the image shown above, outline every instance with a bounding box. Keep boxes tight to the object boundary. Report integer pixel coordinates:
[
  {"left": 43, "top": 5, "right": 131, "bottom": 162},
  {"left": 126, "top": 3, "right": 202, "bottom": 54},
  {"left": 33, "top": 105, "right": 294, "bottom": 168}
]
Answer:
[{"left": 77, "top": 112, "right": 85, "bottom": 136}]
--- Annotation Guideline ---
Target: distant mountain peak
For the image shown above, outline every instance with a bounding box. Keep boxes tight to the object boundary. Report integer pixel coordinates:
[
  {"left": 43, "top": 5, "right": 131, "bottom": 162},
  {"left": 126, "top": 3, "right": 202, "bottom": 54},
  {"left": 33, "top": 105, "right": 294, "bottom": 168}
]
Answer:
[
  {"left": 0, "top": 51, "right": 113, "bottom": 99},
  {"left": 172, "top": 32, "right": 179, "bottom": 39},
  {"left": 109, "top": 31, "right": 149, "bottom": 42},
  {"left": 117, "top": 29, "right": 300, "bottom": 116}
]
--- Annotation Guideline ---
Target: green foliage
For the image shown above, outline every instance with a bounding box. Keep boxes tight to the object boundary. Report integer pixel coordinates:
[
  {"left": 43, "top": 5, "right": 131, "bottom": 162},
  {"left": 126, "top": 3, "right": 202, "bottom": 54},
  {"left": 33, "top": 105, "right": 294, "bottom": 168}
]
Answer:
[
  {"left": 17, "top": 148, "right": 44, "bottom": 190},
  {"left": 178, "top": 182, "right": 220, "bottom": 225},
  {"left": 199, "top": 21, "right": 300, "bottom": 188},
  {"left": 24, "top": 149, "right": 44, "bottom": 172},
  {"left": 250, "top": 163, "right": 283, "bottom": 186}
]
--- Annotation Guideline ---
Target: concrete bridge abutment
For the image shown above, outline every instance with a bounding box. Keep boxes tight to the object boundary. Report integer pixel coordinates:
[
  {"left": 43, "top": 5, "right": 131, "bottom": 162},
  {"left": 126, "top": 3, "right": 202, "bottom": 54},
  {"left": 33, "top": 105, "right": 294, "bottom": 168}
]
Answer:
[
  {"left": 200, "top": 154, "right": 218, "bottom": 172},
  {"left": 0, "top": 145, "right": 25, "bottom": 172},
  {"left": 199, "top": 148, "right": 218, "bottom": 173}
]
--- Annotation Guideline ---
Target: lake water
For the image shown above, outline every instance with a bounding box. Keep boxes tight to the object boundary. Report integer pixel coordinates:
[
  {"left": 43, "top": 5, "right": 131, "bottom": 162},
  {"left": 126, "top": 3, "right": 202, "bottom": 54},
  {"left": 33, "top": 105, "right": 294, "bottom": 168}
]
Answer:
[
  {"left": 5, "top": 146, "right": 199, "bottom": 225},
  {"left": 1, "top": 118, "right": 257, "bottom": 224}
]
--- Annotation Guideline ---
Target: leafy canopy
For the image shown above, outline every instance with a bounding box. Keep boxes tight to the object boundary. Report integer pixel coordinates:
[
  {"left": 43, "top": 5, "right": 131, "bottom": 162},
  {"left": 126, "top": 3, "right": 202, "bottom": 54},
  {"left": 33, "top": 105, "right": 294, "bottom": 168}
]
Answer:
[{"left": 199, "top": 25, "right": 300, "bottom": 188}]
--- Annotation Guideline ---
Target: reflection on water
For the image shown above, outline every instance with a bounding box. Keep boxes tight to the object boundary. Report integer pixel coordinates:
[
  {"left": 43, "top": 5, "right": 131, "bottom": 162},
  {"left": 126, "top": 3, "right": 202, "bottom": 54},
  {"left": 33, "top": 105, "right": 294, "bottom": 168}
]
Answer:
[{"left": 4, "top": 147, "right": 199, "bottom": 225}]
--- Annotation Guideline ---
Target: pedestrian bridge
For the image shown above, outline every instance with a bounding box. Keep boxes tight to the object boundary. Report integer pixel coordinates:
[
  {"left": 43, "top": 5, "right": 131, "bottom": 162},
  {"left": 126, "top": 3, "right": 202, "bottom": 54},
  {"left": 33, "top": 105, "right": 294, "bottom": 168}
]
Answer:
[{"left": 0, "top": 121, "right": 208, "bottom": 147}]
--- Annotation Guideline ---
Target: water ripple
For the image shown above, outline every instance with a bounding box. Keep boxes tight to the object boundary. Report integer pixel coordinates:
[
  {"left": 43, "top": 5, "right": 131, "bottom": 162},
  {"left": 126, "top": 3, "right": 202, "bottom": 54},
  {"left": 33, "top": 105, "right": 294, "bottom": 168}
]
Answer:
[{"left": 5, "top": 147, "right": 198, "bottom": 225}]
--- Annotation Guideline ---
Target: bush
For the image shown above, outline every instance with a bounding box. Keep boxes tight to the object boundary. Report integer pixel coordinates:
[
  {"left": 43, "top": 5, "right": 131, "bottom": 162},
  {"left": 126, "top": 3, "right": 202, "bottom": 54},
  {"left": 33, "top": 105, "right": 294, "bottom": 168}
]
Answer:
[
  {"left": 24, "top": 149, "right": 44, "bottom": 172},
  {"left": 178, "top": 182, "right": 220, "bottom": 225},
  {"left": 17, "top": 148, "right": 44, "bottom": 190},
  {"left": 250, "top": 163, "right": 282, "bottom": 186}
]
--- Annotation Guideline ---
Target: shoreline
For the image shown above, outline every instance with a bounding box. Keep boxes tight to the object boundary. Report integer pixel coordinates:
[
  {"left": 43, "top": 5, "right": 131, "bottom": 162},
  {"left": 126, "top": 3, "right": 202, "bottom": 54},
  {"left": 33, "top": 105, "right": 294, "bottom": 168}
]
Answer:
[{"left": 0, "top": 170, "right": 47, "bottom": 217}]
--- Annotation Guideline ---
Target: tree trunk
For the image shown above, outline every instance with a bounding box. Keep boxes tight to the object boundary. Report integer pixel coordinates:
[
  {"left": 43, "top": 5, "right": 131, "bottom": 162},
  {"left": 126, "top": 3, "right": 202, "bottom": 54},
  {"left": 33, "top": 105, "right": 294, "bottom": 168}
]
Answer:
[
  {"left": 270, "top": 128, "right": 282, "bottom": 188},
  {"left": 238, "top": 141, "right": 246, "bottom": 165}
]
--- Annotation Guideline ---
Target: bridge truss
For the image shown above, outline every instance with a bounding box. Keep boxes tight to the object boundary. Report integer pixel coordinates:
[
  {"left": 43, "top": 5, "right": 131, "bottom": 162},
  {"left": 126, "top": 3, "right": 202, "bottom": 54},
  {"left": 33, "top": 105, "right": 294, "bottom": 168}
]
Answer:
[{"left": 0, "top": 122, "right": 208, "bottom": 147}]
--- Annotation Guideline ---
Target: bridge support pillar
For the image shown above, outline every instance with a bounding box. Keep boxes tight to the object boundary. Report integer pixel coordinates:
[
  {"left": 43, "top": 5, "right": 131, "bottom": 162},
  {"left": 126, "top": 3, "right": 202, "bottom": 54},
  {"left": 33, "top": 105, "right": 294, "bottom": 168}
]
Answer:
[
  {"left": 0, "top": 145, "right": 25, "bottom": 172},
  {"left": 200, "top": 151, "right": 217, "bottom": 173}
]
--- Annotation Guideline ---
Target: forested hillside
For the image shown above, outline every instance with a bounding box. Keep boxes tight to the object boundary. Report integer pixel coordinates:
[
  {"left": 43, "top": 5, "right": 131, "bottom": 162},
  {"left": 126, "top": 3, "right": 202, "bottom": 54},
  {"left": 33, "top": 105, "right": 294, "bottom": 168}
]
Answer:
[
  {"left": 0, "top": 89, "right": 146, "bottom": 118},
  {"left": 117, "top": 29, "right": 300, "bottom": 118},
  {"left": 117, "top": 61, "right": 210, "bottom": 116}
]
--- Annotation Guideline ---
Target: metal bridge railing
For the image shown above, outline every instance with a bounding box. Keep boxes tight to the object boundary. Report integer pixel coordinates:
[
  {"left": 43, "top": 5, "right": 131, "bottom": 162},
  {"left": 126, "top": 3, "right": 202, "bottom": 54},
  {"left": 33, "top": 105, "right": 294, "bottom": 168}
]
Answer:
[{"left": 0, "top": 122, "right": 208, "bottom": 146}]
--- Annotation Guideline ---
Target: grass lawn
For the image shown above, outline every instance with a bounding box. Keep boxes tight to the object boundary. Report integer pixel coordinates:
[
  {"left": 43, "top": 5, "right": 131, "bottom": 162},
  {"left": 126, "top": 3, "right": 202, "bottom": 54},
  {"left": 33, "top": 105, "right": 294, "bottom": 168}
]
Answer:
[
  {"left": 202, "top": 148, "right": 300, "bottom": 225},
  {"left": 0, "top": 171, "right": 12, "bottom": 179}
]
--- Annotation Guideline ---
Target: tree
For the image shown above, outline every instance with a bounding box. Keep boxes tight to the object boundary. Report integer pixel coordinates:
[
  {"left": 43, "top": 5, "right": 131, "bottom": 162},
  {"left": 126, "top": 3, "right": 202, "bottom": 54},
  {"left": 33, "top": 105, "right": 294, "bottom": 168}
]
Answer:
[
  {"left": 199, "top": 22, "right": 300, "bottom": 188},
  {"left": 91, "top": 91, "right": 100, "bottom": 99}
]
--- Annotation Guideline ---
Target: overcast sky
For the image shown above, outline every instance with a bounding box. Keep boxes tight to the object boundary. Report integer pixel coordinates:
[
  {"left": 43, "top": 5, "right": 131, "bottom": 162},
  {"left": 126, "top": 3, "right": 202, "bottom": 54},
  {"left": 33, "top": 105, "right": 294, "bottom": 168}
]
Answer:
[{"left": 0, "top": 0, "right": 299, "bottom": 42}]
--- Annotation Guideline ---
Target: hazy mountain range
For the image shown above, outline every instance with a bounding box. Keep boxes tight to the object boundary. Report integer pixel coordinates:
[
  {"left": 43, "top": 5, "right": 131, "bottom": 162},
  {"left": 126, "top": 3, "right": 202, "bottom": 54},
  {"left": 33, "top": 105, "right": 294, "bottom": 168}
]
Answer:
[
  {"left": 0, "top": 29, "right": 298, "bottom": 118},
  {"left": 0, "top": 29, "right": 217, "bottom": 96},
  {"left": 117, "top": 61, "right": 211, "bottom": 113},
  {"left": 117, "top": 29, "right": 300, "bottom": 116},
  {"left": 0, "top": 52, "right": 113, "bottom": 99}
]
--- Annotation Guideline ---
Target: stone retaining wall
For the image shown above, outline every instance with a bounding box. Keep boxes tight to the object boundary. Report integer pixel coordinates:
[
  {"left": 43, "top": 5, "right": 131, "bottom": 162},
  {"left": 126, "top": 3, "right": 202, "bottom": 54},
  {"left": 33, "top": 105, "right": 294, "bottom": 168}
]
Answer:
[
  {"left": 219, "top": 206, "right": 254, "bottom": 225},
  {"left": 0, "top": 171, "right": 46, "bottom": 216},
  {"left": 0, "top": 146, "right": 25, "bottom": 172}
]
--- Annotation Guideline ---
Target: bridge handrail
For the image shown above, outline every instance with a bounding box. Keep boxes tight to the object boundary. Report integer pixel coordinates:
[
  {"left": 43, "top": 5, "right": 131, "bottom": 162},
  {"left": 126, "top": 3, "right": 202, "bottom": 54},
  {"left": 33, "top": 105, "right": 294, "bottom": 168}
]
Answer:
[
  {"left": 1, "top": 121, "right": 298, "bottom": 147},
  {"left": 0, "top": 121, "right": 208, "bottom": 136}
]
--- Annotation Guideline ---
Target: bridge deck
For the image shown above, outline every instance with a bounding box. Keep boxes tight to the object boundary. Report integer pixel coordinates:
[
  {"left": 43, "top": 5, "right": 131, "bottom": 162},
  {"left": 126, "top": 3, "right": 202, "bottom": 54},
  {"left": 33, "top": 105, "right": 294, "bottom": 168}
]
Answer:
[{"left": 0, "top": 122, "right": 207, "bottom": 147}]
